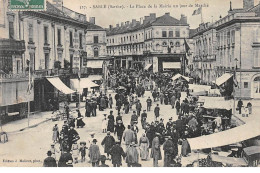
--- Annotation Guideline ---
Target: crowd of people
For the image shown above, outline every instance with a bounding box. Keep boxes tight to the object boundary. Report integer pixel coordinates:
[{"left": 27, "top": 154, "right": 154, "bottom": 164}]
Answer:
[{"left": 43, "top": 68, "right": 250, "bottom": 167}]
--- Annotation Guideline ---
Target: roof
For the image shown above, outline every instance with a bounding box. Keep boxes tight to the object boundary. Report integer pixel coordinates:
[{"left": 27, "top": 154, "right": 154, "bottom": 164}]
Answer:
[
  {"left": 106, "top": 13, "right": 188, "bottom": 36},
  {"left": 151, "top": 14, "right": 188, "bottom": 26},
  {"left": 34, "top": 1, "right": 104, "bottom": 31},
  {"left": 243, "top": 146, "right": 260, "bottom": 155},
  {"left": 247, "top": 3, "right": 260, "bottom": 16}
]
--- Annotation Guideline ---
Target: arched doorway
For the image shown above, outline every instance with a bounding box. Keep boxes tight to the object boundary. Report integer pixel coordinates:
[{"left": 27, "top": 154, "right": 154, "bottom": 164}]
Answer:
[{"left": 251, "top": 75, "right": 260, "bottom": 98}]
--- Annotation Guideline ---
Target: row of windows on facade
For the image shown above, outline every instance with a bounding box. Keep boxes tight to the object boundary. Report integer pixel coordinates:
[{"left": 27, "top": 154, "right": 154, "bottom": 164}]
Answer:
[
  {"left": 107, "top": 41, "right": 182, "bottom": 54},
  {"left": 107, "top": 30, "right": 182, "bottom": 44},
  {"left": 9, "top": 19, "right": 100, "bottom": 48}
]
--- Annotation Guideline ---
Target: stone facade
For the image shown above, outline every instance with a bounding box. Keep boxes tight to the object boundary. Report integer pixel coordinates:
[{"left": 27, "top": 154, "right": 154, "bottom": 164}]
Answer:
[{"left": 106, "top": 13, "right": 191, "bottom": 73}]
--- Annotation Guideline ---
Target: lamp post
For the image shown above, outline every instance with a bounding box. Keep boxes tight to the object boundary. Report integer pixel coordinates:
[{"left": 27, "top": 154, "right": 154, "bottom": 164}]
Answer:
[{"left": 233, "top": 58, "right": 238, "bottom": 115}]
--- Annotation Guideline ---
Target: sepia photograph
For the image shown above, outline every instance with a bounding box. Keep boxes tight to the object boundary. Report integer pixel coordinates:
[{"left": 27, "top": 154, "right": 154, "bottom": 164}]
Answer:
[{"left": 0, "top": 0, "right": 260, "bottom": 168}]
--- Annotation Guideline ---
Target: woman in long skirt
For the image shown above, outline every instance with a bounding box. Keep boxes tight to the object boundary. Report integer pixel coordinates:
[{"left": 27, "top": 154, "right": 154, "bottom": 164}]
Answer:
[
  {"left": 139, "top": 133, "right": 149, "bottom": 160},
  {"left": 52, "top": 124, "right": 59, "bottom": 143}
]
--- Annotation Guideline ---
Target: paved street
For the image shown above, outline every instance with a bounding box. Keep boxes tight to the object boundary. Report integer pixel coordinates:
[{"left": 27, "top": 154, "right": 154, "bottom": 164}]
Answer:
[
  {"left": 1, "top": 88, "right": 260, "bottom": 167},
  {"left": 0, "top": 89, "right": 179, "bottom": 167}
]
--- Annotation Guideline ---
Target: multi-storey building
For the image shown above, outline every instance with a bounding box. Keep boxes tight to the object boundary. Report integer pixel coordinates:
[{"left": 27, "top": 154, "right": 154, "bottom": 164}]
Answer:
[
  {"left": 106, "top": 13, "right": 191, "bottom": 73},
  {"left": 215, "top": 0, "right": 260, "bottom": 99},
  {"left": 0, "top": 0, "right": 107, "bottom": 118},
  {"left": 191, "top": 0, "right": 260, "bottom": 99},
  {"left": 191, "top": 22, "right": 217, "bottom": 84}
]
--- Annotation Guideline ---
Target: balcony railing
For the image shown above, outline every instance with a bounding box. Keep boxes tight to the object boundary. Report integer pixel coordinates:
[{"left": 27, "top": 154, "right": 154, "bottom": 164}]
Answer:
[{"left": 0, "top": 68, "right": 88, "bottom": 80}]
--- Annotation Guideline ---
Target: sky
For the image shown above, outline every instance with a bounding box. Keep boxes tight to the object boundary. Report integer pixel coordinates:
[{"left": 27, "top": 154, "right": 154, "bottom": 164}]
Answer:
[{"left": 61, "top": 0, "right": 259, "bottom": 29}]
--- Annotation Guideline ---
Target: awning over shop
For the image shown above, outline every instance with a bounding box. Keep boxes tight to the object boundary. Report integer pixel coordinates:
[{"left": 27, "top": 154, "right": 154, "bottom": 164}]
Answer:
[
  {"left": 187, "top": 120, "right": 260, "bottom": 150},
  {"left": 163, "top": 62, "right": 181, "bottom": 69},
  {"left": 70, "top": 78, "right": 99, "bottom": 93},
  {"left": 215, "top": 73, "right": 233, "bottom": 86},
  {"left": 188, "top": 84, "right": 211, "bottom": 93},
  {"left": 198, "top": 96, "right": 225, "bottom": 103},
  {"left": 211, "top": 155, "right": 247, "bottom": 166},
  {"left": 209, "top": 89, "right": 221, "bottom": 96},
  {"left": 172, "top": 73, "right": 189, "bottom": 82},
  {"left": 0, "top": 79, "right": 34, "bottom": 106},
  {"left": 88, "top": 75, "right": 103, "bottom": 81},
  {"left": 86, "top": 60, "right": 104, "bottom": 68},
  {"left": 202, "top": 100, "right": 233, "bottom": 110},
  {"left": 144, "top": 64, "right": 152, "bottom": 70},
  {"left": 47, "top": 77, "right": 75, "bottom": 95}
]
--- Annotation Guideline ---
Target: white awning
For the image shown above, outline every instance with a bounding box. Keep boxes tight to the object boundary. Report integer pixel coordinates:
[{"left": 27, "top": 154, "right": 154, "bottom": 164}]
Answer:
[
  {"left": 203, "top": 100, "right": 233, "bottom": 110},
  {"left": 70, "top": 78, "right": 99, "bottom": 93},
  {"left": 211, "top": 155, "right": 247, "bottom": 166},
  {"left": 188, "top": 84, "right": 211, "bottom": 93},
  {"left": 87, "top": 60, "right": 103, "bottom": 68},
  {"left": 47, "top": 77, "right": 75, "bottom": 95},
  {"left": 215, "top": 73, "right": 233, "bottom": 86},
  {"left": 163, "top": 62, "right": 181, "bottom": 69},
  {"left": 209, "top": 89, "right": 221, "bottom": 96},
  {"left": 88, "top": 75, "right": 103, "bottom": 81},
  {"left": 144, "top": 64, "right": 152, "bottom": 70},
  {"left": 172, "top": 73, "right": 189, "bottom": 82},
  {"left": 187, "top": 121, "right": 260, "bottom": 150},
  {"left": 198, "top": 96, "right": 225, "bottom": 103}
]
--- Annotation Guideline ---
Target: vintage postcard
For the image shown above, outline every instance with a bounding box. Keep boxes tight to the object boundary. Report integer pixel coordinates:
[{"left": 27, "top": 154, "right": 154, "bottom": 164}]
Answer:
[{"left": 0, "top": 0, "right": 260, "bottom": 167}]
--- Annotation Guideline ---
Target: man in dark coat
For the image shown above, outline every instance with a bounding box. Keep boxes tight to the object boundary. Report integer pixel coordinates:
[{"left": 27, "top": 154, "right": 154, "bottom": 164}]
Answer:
[
  {"left": 58, "top": 150, "right": 73, "bottom": 167},
  {"left": 175, "top": 99, "right": 181, "bottom": 115},
  {"left": 154, "top": 104, "right": 160, "bottom": 121},
  {"left": 114, "top": 121, "right": 125, "bottom": 144},
  {"left": 136, "top": 100, "right": 142, "bottom": 116},
  {"left": 141, "top": 110, "right": 147, "bottom": 129},
  {"left": 116, "top": 98, "right": 122, "bottom": 115},
  {"left": 107, "top": 111, "right": 115, "bottom": 132},
  {"left": 101, "top": 131, "right": 115, "bottom": 159},
  {"left": 91, "top": 99, "right": 97, "bottom": 116},
  {"left": 43, "top": 151, "right": 57, "bottom": 167},
  {"left": 68, "top": 126, "right": 79, "bottom": 151},
  {"left": 163, "top": 136, "right": 175, "bottom": 167},
  {"left": 109, "top": 140, "right": 126, "bottom": 167},
  {"left": 150, "top": 133, "right": 162, "bottom": 167},
  {"left": 237, "top": 99, "right": 243, "bottom": 114},
  {"left": 146, "top": 96, "right": 152, "bottom": 111},
  {"left": 85, "top": 100, "right": 92, "bottom": 117},
  {"left": 130, "top": 111, "right": 138, "bottom": 126}
]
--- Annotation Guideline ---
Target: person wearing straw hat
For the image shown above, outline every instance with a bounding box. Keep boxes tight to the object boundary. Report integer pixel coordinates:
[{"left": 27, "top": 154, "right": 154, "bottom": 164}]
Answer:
[
  {"left": 126, "top": 142, "right": 139, "bottom": 167},
  {"left": 88, "top": 139, "right": 101, "bottom": 167},
  {"left": 109, "top": 139, "right": 126, "bottom": 167}
]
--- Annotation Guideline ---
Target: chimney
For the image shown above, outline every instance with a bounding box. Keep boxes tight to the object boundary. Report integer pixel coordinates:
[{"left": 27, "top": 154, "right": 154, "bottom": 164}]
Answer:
[
  {"left": 229, "top": 1, "right": 233, "bottom": 11},
  {"left": 243, "top": 0, "right": 254, "bottom": 10},
  {"left": 89, "top": 17, "right": 95, "bottom": 24},
  {"left": 51, "top": 0, "right": 63, "bottom": 11},
  {"left": 165, "top": 12, "right": 170, "bottom": 16},
  {"left": 109, "top": 25, "right": 113, "bottom": 30},
  {"left": 180, "top": 14, "right": 187, "bottom": 24},
  {"left": 116, "top": 24, "right": 119, "bottom": 28},
  {"left": 150, "top": 13, "right": 156, "bottom": 22},
  {"left": 132, "top": 19, "right": 137, "bottom": 26},
  {"left": 121, "top": 22, "right": 124, "bottom": 27},
  {"left": 143, "top": 16, "right": 150, "bottom": 24},
  {"left": 140, "top": 17, "right": 144, "bottom": 24}
]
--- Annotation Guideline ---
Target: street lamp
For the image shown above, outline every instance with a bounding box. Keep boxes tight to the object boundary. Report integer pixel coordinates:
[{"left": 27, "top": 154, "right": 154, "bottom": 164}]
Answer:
[{"left": 233, "top": 58, "right": 238, "bottom": 115}]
